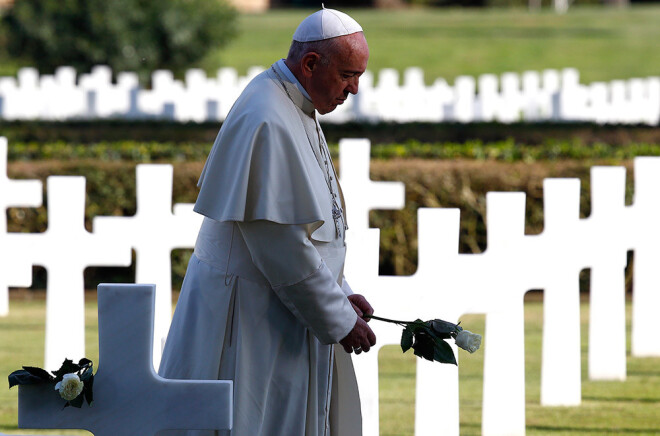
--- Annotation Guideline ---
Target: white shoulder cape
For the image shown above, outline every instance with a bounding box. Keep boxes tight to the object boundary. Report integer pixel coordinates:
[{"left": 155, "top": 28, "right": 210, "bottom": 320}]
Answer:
[{"left": 194, "top": 63, "right": 336, "bottom": 242}]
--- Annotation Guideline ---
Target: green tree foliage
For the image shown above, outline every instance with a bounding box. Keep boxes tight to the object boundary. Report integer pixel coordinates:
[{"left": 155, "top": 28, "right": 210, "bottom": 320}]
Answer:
[{"left": 1, "top": 0, "right": 237, "bottom": 79}]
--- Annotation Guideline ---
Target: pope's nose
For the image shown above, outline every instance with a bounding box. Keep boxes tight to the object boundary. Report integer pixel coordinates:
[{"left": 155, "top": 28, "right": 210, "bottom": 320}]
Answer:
[{"left": 347, "top": 77, "right": 359, "bottom": 95}]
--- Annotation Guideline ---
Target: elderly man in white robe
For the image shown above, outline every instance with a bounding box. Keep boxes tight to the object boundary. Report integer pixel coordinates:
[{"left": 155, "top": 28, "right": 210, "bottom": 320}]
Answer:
[{"left": 158, "top": 8, "right": 377, "bottom": 436}]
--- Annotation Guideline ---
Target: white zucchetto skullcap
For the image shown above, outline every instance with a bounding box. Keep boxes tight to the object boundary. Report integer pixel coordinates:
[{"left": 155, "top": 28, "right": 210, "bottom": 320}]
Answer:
[{"left": 292, "top": 7, "right": 363, "bottom": 42}]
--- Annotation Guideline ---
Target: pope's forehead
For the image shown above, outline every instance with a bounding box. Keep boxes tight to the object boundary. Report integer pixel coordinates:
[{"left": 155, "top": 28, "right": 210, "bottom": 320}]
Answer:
[
  {"left": 329, "top": 35, "right": 369, "bottom": 71},
  {"left": 335, "top": 33, "right": 369, "bottom": 57}
]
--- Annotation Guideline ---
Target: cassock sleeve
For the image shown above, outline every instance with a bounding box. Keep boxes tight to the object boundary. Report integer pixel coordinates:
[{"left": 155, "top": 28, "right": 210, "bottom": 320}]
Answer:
[
  {"left": 341, "top": 277, "right": 354, "bottom": 297},
  {"left": 237, "top": 220, "right": 357, "bottom": 345}
]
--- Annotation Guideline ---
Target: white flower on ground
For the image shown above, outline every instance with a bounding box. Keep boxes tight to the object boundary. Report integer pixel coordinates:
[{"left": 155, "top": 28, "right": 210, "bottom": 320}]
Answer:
[
  {"left": 455, "top": 330, "right": 482, "bottom": 353},
  {"left": 54, "top": 373, "right": 84, "bottom": 401}
]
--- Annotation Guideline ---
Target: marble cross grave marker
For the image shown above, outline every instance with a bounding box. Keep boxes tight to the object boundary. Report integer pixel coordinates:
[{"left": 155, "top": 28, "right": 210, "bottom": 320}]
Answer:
[
  {"left": 93, "top": 164, "right": 202, "bottom": 369},
  {"left": 18, "top": 283, "right": 233, "bottom": 436},
  {"left": 0, "top": 136, "right": 42, "bottom": 316}
]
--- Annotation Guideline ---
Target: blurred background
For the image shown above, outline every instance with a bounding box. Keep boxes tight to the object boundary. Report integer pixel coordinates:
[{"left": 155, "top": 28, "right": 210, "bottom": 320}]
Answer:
[{"left": 1, "top": 0, "right": 660, "bottom": 435}]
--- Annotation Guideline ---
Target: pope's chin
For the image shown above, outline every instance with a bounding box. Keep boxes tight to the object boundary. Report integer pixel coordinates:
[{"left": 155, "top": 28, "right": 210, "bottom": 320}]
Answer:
[
  {"left": 319, "top": 99, "right": 345, "bottom": 115},
  {"left": 318, "top": 105, "right": 338, "bottom": 115}
]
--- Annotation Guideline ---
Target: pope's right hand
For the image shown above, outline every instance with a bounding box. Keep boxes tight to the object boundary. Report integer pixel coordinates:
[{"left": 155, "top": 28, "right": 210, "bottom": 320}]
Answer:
[{"left": 339, "top": 317, "right": 376, "bottom": 355}]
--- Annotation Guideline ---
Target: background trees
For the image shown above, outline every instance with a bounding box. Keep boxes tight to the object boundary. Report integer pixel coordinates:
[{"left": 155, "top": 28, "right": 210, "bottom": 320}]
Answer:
[{"left": 1, "top": 0, "right": 237, "bottom": 80}]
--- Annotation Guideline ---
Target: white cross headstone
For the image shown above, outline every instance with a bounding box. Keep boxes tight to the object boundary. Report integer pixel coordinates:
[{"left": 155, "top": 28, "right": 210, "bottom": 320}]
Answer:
[
  {"left": 480, "top": 192, "right": 529, "bottom": 436},
  {"left": 631, "top": 157, "right": 660, "bottom": 356},
  {"left": 522, "top": 71, "right": 541, "bottom": 120},
  {"left": 21, "top": 176, "right": 131, "bottom": 371},
  {"left": 373, "top": 69, "right": 402, "bottom": 121},
  {"left": 498, "top": 72, "right": 522, "bottom": 123},
  {"left": 182, "top": 68, "right": 210, "bottom": 122},
  {"left": 585, "top": 166, "right": 628, "bottom": 381},
  {"left": 0, "top": 77, "right": 18, "bottom": 120},
  {"left": 627, "top": 78, "right": 646, "bottom": 124},
  {"left": 554, "top": 0, "right": 569, "bottom": 13},
  {"left": 141, "top": 70, "right": 179, "bottom": 120},
  {"left": 608, "top": 80, "right": 627, "bottom": 124},
  {"left": 432, "top": 77, "right": 454, "bottom": 122},
  {"left": 411, "top": 208, "right": 463, "bottom": 436},
  {"left": 558, "top": 68, "right": 587, "bottom": 121},
  {"left": 476, "top": 74, "right": 499, "bottom": 122},
  {"left": 453, "top": 76, "right": 476, "bottom": 123},
  {"left": 345, "top": 207, "right": 465, "bottom": 436},
  {"left": 93, "top": 164, "right": 203, "bottom": 369},
  {"left": 542, "top": 69, "right": 561, "bottom": 120},
  {"left": 588, "top": 82, "right": 609, "bottom": 124},
  {"left": 215, "top": 67, "right": 241, "bottom": 119},
  {"left": 539, "top": 178, "right": 583, "bottom": 406},
  {"left": 52, "top": 67, "right": 85, "bottom": 120},
  {"left": 645, "top": 77, "right": 660, "bottom": 125},
  {"left": 339, "top": 139, "right": 405, "bottom": 232},
  {"left": 18, "top": 283, "right": 233, "bottom": 435},
  {"left": 0, "top": 137, "right": 42, "bottom": 316},
  {"left": 15, "top": 68, "right": 41, "bottom": 120},
  {"left": 79, "top": 66, "right": 114, "bottom": 118},
  {"left": 401, "top": 67, "right": 432, "bottom": 122}
]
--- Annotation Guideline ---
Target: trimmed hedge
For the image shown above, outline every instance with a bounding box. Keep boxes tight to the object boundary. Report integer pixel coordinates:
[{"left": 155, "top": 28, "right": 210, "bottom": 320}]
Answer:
[
  {"left": 6, "top": 157, "right": 635, "bottom": 290},
  {"left": 2, "top": 120, "right": 659, "bottom": 145},
  {"left": 6, "top": 138, "right": 660, "bottom": 163}
]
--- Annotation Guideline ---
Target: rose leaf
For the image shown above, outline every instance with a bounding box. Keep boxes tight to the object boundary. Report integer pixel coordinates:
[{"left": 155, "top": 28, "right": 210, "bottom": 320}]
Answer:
[
  {"left": 433, "top": 339, "right": 457, "bottom": 366},
  {"left": 9, "top": 370, "right": 46, "bottom": 388},
  {"left": 52, "top": 359, "right": 80, "bottom": 380},
  {"left": 83, "top": 376, "right": 94, "bottom": 405},
  {"left": 69, "top": 394, "right": 84, "bottom": 408},
  {"left": 400, "top": 328, "right": 414, "bottom": 353}
]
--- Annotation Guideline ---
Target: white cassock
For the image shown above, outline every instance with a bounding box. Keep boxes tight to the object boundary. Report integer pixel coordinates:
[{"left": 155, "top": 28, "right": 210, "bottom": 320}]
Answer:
[{"left": 158, "top": 60, "right": 362, "bottom": 436}]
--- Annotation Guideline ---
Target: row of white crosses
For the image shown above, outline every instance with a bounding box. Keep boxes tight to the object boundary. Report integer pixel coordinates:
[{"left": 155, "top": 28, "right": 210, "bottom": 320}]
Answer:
[
  {"left": 0, "top": 137, "right": 202, "bottom": 371},
  {"left": 0, "top": 65, "right": 263, "bottom": 122},
  {"left": 338, "top": 139, "right": 660, "bottom": 436},
  {"left": 3, "top": 135, "right": 660, "bottom": 434},
  {"left": 1, "top": 65, "right": 659, "bottom": 124}
]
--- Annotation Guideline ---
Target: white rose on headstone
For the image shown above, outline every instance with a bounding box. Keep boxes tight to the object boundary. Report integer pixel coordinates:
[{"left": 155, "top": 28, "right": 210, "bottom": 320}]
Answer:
[
  {"left": 455, "top": 330, "right": 482, "bottom": 354},
  {"left": 55, "top": 373, "right": 84, "bottom": 401}
]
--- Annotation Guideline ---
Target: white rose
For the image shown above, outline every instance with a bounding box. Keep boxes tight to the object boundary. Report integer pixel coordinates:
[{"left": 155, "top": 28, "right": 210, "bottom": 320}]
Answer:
[
  {"left": 455, "top": 330, "right": 482, "bottom": 353},
  {"left": 54, "top": 373, "right": 84, "bottom": 401}
]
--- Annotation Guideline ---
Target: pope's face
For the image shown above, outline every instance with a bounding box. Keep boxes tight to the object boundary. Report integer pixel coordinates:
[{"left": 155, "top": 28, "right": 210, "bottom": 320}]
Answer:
[{"left": 306, "top": 33, "right": 369, "bottom": 115}]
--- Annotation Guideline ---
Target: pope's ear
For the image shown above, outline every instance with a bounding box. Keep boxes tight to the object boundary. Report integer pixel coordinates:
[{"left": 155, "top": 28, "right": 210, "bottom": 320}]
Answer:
[{"left": 301, "top": 52, "right": 321, "bottom": 77}]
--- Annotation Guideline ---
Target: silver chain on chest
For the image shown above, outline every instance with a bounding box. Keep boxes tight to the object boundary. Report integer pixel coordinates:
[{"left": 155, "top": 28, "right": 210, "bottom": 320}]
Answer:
[{"left": 271, "top": 65, "right": 347, "bottom": 238}]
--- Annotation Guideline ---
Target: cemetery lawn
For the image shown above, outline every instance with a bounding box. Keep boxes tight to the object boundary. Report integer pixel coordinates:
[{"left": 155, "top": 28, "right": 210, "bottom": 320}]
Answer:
[
  {"left": 2, "top": 6, "right": 659, "bottom": 84},
  {"left": 206, "top": 5, "right": 660, "bottom": 85},
  {"left": 1, "top": 293, "right": 660, "bottom": 435}
]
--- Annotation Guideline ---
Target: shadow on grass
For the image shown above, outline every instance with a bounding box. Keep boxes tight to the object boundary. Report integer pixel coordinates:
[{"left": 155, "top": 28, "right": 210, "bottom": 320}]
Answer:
[
  {"left": 529, "top": 425, "right": 660, "bottom": 434},
  {"left": 582, "top": 396, "right": 660, "bottom": 404}
]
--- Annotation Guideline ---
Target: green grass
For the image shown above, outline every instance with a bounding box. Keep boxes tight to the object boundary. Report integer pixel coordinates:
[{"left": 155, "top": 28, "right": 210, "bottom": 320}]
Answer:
[
  {"left": 2, "top": 6, "right": 659, "bottom": 85},
  {"left": 202, "top": 6, "right": 660, "bottom": 85},
  {"left": 2, "top": 293, "right": 660, "bottom": 435},
  {"left": 0, "top": 296, "right": 98, "bottom": 435},
  {"left": 378, "top": 295, "right": 660, "bottom": 435}
]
